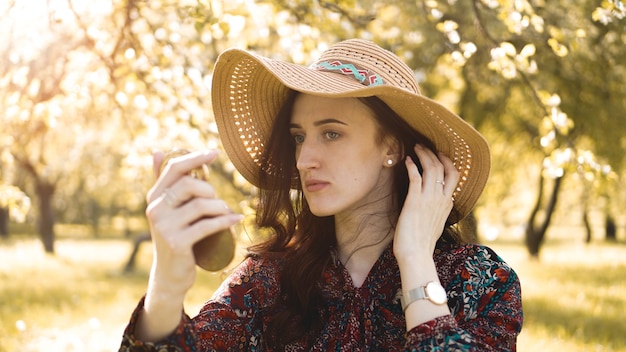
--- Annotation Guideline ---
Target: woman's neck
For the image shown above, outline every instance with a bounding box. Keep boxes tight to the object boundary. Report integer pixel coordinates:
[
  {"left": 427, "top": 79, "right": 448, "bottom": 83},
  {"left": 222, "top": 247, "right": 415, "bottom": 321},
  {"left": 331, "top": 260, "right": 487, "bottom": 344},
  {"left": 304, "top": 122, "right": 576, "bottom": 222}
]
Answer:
[{"left": 334, "top": 211, "right": 396, "bottom": 288}]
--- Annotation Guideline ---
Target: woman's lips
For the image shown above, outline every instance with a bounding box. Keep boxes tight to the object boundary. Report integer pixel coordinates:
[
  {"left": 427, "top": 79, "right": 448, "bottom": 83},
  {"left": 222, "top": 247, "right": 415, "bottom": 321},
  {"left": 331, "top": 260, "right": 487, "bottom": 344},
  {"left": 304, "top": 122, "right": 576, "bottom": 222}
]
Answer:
[{"left": 304, "top": 179, "right": 329, "bottom": 192}]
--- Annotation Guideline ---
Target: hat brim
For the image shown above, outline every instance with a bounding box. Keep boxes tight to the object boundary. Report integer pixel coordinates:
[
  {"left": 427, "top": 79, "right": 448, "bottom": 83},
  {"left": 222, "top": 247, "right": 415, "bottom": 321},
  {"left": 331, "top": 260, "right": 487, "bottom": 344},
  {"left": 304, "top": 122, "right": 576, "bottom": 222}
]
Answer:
[{"left": 212, "top": 48, "right": 490, "bottom": 223}]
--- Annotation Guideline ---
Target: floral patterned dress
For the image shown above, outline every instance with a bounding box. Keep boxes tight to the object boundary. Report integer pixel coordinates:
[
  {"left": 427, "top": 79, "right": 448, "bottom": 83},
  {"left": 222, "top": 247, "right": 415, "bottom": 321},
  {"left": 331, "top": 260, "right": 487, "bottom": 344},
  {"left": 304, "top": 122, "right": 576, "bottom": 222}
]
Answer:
[{"left": 119, "top": 242, "right": 523, "bottom": 351}]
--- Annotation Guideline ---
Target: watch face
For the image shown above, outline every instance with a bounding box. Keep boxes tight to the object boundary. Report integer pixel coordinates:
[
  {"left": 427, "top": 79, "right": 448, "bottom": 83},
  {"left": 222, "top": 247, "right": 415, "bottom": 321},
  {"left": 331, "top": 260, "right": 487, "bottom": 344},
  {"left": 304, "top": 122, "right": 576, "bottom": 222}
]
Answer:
[{"left": 426, "top": 282, "right": 448, "bottom": 305}]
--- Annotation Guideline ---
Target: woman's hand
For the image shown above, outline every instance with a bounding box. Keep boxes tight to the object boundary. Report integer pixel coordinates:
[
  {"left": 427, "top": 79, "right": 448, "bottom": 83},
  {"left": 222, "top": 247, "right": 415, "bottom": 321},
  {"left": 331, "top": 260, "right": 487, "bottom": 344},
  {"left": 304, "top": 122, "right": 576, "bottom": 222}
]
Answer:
[
  {"left": 146, "top": 150, "right": 242, "bottom": 293},
  {"left": 137, "top": 150, "right": 243, "bottom": 342},
  {"left": 393, "top": 144, "right": 460, "bottom": 262},
  {"left": 393, "top": 144, "right": 458, "bottom": 329}
]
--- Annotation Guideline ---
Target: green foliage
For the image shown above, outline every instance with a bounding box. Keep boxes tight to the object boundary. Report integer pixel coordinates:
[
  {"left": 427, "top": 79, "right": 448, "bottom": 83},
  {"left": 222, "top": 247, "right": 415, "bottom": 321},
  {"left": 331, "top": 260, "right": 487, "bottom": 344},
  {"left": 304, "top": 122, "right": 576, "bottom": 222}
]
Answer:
[
  {"left": 0, "top": 185, "right": 30, "bottom": 222},
  {"left": 1, "top": 0, "right": 625, "bottom": 254}
]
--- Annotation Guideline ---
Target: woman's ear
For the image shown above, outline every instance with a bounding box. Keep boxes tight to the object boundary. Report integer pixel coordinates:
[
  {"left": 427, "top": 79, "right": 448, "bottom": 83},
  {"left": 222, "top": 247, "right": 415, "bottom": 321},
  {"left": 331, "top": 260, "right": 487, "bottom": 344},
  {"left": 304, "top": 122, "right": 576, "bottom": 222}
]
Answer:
[{"left": 383, "top": 137, "right": 403, "bottom": 167}]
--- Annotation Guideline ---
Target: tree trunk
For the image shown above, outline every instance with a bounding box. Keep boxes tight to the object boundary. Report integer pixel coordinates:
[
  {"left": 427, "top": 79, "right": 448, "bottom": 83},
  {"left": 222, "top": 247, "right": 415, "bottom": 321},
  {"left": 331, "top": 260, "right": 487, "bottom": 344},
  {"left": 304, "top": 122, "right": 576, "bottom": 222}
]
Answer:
[
  {"left": 123, "top": 232, "right": 151, "bottom": 272},
  {"left": 605, "top": 213, "right": 617, "bottom": 242},
  {"left": 582, "top": 207, "right": 592, "bottom": 243},
  {"left": 0, "top": 207, "right": 8, "bottom": 238},
  {"left": 36, "top": 181, "right": 56, "bottom": 253},
  {"left": 15, "top": 156, "right": 58, "bottom": 253},
  {"left": 525, "top": 173, "right": 564, "bottom": 258}
]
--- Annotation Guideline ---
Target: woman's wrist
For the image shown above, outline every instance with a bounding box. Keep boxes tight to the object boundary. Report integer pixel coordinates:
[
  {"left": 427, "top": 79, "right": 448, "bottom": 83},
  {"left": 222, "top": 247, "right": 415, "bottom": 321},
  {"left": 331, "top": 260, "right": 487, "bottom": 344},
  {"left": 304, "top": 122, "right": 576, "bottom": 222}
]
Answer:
[
  {"left": 397, "top": 252, "right": 451, "bottom": 329},
  {"left": 394, "top": 246, "right": 432, "bottom": 267},
  {"left": 136, "top": 289, "right": 185, "bottom": 342},
  {"left": 135, "top": 276, "right": 188, "bottom": 342}
]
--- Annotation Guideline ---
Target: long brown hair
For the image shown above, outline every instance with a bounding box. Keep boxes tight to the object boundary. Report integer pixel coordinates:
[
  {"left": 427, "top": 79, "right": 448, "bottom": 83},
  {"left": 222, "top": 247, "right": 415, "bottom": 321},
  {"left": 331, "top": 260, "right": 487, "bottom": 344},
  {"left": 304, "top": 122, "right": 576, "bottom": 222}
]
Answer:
[{"left": 249, "top": 90, "right": 474, "bottom": 348}]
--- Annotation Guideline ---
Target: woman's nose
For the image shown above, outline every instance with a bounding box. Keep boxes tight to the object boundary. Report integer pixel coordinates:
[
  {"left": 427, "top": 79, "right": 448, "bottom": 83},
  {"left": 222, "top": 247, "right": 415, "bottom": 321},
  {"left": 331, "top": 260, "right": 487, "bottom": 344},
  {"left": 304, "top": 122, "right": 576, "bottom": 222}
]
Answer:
[{"left": 295, "top": 139, "right": 320, "bottom": 170}]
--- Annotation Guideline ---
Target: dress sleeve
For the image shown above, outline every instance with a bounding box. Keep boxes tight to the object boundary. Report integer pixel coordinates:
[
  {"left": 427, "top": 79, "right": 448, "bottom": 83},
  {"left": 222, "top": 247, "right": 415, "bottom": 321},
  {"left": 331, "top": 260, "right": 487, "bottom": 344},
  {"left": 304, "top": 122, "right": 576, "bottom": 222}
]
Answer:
[
  {"left": 404, "top": 245, "right": 523, "bottom": 351},
  {"left": 118, "top": 296, "right": 197, "bottom": 352},
  {"left": 118, "top": 257, "right": 280, "bottom": 352}
]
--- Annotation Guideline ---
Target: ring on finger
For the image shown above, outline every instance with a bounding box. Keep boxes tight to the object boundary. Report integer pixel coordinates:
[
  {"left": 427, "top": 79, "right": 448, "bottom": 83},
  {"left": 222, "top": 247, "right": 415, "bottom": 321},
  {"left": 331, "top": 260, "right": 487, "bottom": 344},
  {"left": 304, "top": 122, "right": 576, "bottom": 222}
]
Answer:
[
  {"left": 162, "top": 188, "right": 179, "bottom": 207},
  {"left": 435, "top": 180, "right": 445, "bottom": 186}
]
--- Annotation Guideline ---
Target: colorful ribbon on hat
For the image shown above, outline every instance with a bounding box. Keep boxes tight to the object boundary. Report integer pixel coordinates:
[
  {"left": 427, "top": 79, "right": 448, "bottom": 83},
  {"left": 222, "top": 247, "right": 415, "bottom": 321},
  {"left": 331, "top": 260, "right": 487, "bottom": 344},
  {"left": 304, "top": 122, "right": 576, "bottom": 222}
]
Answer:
[{"left": 312, "top": 60, "right": 384, "bottom": 86}]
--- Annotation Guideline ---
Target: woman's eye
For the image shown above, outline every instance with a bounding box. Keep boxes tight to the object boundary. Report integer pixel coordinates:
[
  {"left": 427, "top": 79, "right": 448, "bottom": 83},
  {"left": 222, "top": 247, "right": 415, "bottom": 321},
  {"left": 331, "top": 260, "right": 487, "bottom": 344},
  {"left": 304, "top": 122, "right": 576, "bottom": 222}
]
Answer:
[
  {"left": 325, "top": 131, "right": 340, "bottom": 140},
  {"left": 293, "top": 134, "right": 305, "bottom": 144}
]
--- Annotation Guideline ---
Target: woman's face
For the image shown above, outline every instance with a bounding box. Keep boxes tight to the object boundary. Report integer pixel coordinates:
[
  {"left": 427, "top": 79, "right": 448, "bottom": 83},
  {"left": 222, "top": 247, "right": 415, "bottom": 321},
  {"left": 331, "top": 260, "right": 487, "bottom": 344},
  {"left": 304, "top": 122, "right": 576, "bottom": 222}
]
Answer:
[{"left": 290, "top": 94, "right": 396, "bottom": 217}]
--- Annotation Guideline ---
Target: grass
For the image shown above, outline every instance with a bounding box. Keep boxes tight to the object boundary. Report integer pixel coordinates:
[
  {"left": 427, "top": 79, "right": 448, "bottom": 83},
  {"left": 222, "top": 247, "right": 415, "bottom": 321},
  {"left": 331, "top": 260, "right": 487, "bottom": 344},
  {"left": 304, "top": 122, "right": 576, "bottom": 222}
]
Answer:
[
  {"left": 489, "top": 239, "right": 626, "bottom": 352},
  {"left": 1, "top": 232, "right": 625, "bottom": 351},
  {"left": 0, "top": 237, "right": 225, "bottom": 352}
]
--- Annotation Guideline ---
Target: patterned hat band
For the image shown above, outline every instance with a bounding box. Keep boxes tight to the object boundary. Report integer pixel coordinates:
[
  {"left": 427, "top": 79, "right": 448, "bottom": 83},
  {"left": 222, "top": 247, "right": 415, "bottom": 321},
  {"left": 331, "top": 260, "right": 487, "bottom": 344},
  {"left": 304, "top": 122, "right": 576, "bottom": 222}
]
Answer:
[{"left": 311, "top": 60, "right": 384, "bottom": 86}]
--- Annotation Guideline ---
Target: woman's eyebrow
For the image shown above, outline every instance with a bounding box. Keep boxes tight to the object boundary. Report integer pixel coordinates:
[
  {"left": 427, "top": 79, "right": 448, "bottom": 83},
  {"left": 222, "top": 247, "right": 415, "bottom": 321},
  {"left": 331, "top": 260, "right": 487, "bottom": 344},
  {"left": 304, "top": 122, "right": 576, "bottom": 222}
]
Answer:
[{"left": 289, "top": 119, "right": 348, "bottom": 129}]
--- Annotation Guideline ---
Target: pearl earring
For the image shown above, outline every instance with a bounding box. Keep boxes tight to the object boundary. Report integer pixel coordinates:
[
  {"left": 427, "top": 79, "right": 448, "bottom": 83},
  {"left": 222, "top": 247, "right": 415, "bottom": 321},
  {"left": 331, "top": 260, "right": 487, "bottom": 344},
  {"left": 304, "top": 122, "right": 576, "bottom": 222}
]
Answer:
[{"left": 386, "top": 159, "right": 394, "bottom": 166}]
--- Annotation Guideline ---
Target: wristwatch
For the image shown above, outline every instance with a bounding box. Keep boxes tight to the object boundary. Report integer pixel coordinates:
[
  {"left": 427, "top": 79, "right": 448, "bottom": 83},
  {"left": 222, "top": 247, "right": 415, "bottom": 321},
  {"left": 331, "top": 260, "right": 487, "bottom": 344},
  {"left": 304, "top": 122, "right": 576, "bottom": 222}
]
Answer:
[{"left": 401, "top": 281, "right": 448, "bottom": 311}]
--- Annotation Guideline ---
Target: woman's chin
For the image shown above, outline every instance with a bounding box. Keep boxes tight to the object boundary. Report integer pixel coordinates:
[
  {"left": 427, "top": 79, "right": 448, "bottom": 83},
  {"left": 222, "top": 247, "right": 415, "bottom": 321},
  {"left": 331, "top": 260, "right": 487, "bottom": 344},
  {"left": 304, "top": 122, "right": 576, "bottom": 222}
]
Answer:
[{"left": 308, "top": 206, "right": 336, "bottom": 218}]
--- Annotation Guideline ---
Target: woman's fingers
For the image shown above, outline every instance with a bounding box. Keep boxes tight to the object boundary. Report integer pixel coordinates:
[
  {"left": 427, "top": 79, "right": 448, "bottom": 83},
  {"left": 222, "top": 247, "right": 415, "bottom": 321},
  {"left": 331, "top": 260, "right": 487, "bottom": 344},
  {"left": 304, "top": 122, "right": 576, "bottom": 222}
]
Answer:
[
  {"left": 438, "top": 152, "right": 460, "bottom": 198},
  {"left": 404, "top": 155, "right": 422, "bottom": 187},
  {"left": 152, "top": 151, "right": 165, "bottom": 178},
  {"left": 154, "top": 211, "right": 241, "bottom": 253},
  {"left": 147, "top": 150, "right": 219, "bottom": 204},
  {"left": 395, "top": 145, "right": 459, "bottom": 258},
  {"left": 413, "top": 144, "right": 444, "bottom": 189},
  {"left": 412, "top": 144, "right": 459, "bottom": 196},
  {"left": 187, "top": 213, "right": 242, "bottom": 245},
  {"left": 147, "top": 176, "right": 219, "bottom": 228},
  {"left": 158, "top": 177, "right": 217, "bottom": 208},
  {"left": 145, "top": 149, "right": 242, "bottom": 258},
  {"left": 175, "top": 197, "right": 232, "bottom": 227}
]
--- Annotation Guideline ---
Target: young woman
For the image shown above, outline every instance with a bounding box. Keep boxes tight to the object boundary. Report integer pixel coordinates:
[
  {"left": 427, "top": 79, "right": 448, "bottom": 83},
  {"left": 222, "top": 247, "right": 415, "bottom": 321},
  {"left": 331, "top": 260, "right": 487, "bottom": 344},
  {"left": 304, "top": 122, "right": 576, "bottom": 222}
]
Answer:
[{"left": 120, "top": 39, "right": 522, "bottom": 351}]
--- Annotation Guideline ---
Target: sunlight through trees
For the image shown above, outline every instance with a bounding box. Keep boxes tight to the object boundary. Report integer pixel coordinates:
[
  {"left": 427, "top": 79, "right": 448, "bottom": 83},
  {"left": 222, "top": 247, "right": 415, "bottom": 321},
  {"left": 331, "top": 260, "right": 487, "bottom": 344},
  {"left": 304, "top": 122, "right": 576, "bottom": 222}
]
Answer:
[{"left": 1, "top": 0, "right": 624, "bottom": 257}]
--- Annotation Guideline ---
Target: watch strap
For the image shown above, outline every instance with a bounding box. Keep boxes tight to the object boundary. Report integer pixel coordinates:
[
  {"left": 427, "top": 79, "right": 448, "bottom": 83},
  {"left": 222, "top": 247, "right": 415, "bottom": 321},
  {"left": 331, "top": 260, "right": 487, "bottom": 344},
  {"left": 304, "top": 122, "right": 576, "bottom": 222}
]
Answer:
[
  {"left": 401, "top": 281, "right": 447, "bottom": 311},
  {"left": 401, "top": 286, "right": 426, "bottom": 312}
]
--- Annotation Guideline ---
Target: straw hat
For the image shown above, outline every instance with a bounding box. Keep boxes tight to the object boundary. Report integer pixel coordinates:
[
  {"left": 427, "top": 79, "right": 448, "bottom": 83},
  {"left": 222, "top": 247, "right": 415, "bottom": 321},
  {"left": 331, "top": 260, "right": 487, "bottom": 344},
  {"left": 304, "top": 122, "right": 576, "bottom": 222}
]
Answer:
[{"left": 212, "top": 39, "right": 490, "bottom": 223}]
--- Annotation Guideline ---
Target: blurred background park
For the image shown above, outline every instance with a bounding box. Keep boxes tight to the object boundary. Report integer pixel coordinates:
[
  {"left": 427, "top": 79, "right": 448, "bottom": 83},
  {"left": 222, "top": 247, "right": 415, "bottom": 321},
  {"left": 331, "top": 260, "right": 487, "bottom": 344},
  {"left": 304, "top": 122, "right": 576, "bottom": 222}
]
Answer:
[{"left": 1, "top": 0, "right": 625, "bottom": 351}]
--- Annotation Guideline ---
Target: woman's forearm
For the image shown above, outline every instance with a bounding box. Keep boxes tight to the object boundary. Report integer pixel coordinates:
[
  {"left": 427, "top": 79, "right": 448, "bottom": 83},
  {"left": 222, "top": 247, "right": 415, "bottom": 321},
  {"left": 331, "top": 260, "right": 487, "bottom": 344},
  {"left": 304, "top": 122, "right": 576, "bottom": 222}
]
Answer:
[
  {"left": 397, "top": 252, "right": 451, "bottom": 330},
  {"left": 134, "top": 272, "right": 188, "bottom": 342}
]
